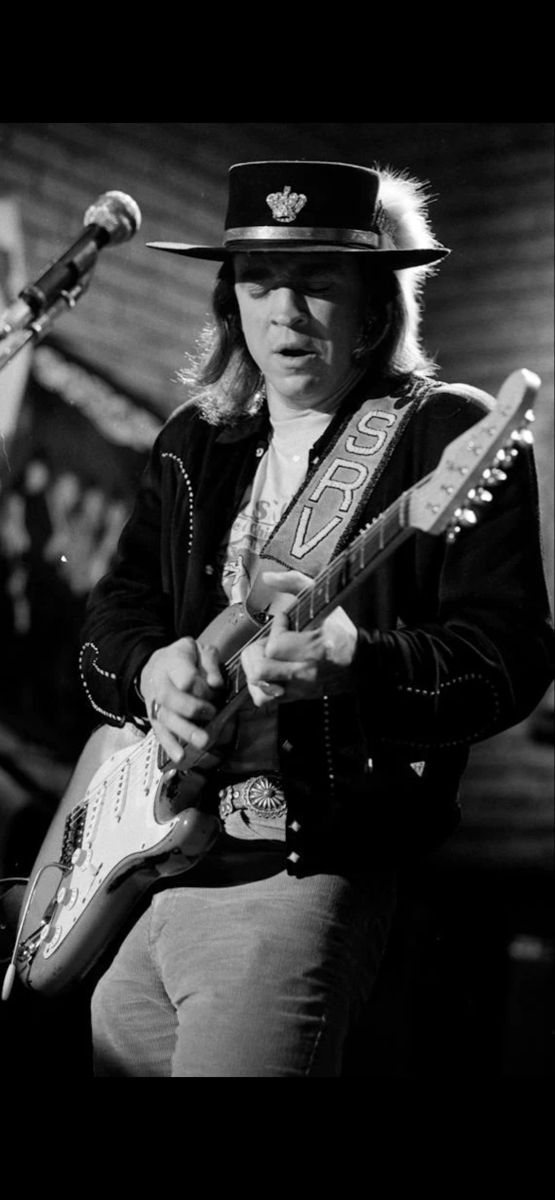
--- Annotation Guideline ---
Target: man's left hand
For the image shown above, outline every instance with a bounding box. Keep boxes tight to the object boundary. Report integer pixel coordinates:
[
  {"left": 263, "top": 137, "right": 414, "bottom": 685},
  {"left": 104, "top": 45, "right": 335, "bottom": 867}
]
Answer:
[{"left": 241, "top": 570, "right": 358, "bottom": 707}]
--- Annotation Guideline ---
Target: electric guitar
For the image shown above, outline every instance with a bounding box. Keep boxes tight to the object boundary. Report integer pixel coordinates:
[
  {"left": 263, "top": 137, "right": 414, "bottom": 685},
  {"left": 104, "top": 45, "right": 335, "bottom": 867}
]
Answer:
[{"left": 5, "top": 368, "right": 540, "bottom": 998}]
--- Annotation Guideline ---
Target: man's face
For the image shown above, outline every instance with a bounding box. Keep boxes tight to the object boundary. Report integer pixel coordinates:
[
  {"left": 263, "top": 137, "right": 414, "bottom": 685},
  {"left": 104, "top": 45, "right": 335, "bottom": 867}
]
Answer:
[{"left": 233, "top": 252, "right": 367, "bottom": 408}]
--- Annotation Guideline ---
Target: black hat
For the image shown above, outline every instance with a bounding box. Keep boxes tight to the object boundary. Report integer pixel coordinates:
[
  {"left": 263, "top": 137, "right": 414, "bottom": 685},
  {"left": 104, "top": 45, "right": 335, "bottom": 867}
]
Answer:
[{"left": 147, "top": 160, "right": 450, "bottom": 270}]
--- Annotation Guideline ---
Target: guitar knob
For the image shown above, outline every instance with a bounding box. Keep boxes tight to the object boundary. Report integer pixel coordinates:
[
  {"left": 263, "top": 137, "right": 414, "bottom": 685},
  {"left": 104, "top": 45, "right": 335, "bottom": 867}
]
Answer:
[
  {"left": 71, "top": 847, "right": 92, "bottom": 868},
  {"left": 56, "top": 885, "right": 78, "bottom": 908},
  {"left": 42, "top": 924, "right": 63, "bottom": 955}
]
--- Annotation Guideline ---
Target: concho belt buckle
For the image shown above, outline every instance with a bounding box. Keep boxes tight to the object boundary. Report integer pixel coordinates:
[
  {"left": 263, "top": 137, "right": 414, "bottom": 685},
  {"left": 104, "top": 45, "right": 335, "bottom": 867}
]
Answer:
[{"left": 218, "top": 774, "right": 286, "bottom": 820}]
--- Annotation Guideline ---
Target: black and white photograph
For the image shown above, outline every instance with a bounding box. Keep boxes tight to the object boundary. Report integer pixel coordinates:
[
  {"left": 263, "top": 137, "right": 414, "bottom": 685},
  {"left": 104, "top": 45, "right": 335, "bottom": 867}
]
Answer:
[{"left": 0, "top": 122, "right": 553, "bottom": 1079}]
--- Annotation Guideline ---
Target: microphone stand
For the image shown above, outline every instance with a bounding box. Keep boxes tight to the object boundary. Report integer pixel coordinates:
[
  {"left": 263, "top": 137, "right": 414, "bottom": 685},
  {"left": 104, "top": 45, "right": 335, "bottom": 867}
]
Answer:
[{"left": 0, "top": 273, "right": 93, "bottom": 373}]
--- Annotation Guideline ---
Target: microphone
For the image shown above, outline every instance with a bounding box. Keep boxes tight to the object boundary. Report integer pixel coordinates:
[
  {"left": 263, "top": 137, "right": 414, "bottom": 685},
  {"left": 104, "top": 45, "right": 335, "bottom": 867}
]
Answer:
[{"left": 0, "top": 190, "right": 142, "bottom": 337}]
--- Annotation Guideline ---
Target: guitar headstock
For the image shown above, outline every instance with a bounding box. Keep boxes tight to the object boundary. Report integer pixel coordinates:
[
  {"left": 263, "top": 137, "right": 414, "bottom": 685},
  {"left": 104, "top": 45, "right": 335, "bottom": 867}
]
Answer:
[{"left": 409, "top": 368, "right": 540, "bottom": 540}]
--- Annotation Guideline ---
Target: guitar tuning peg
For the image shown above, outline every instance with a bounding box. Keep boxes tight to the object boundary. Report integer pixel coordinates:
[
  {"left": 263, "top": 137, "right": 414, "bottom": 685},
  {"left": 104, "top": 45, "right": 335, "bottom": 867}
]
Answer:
[
  {"left": 467, "top": 487, "right": 493, "bottom": 505},
  {"left": 453, "top": 507, "right": 478, "bottom": 527},
  {"left": 511, "top": 427, "right": 534, "bottom": 445},
  {"left": 495, "top": 447, "right": 518, "bottom": 467},
  {"left": 446, "top": 525, "right": 461, "bottom": 543},
  {"left": 524, "top": 409, "right": 535, "bottom": 423},
  {"left": 481, "top": 467, "right": 507, "bottom": 486}
]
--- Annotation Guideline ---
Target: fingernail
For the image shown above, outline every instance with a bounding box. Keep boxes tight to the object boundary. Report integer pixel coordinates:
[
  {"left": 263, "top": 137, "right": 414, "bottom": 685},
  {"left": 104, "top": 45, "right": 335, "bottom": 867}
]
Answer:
[{"left": 260, "top": 683, "right": 284, "bottom": 697}]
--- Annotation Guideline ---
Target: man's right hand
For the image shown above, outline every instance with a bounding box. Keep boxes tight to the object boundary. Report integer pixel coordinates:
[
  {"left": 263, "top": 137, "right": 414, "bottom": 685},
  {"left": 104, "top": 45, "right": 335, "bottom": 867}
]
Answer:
[{"left": 139, "top": 637, "right": 224, "bottom": 764}]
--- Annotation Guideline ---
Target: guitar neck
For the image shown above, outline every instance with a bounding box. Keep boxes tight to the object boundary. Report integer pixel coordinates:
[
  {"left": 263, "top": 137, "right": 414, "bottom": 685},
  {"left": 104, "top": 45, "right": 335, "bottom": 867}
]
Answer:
[{"left": 222, "top": 486, "right": 417, "bottom": 703}]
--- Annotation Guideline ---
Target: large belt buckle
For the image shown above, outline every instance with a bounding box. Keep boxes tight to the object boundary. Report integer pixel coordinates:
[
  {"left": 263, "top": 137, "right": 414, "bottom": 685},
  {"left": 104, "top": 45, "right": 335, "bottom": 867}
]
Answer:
[{"left": 218, "top": 774, "right": 286, "bottom": 820}]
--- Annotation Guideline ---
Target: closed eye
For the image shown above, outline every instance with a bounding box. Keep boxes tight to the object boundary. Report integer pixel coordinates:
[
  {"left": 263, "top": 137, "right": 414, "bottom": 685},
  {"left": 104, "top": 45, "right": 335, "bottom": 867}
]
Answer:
[{"left": 237, "top": 269, "right": 335, "bottom": 295}]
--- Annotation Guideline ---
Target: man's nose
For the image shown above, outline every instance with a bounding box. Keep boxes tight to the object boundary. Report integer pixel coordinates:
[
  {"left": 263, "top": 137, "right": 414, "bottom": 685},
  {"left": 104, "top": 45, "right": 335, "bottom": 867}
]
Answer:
[{"left": 270, "top": 287, "right": 308, "bottom": 326}]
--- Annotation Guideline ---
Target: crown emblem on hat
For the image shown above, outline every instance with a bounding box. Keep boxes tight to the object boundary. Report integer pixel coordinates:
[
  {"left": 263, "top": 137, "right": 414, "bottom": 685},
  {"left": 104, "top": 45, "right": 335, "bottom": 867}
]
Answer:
[{"left": 266, "top": 185, "right": 307, "bottom": 223}]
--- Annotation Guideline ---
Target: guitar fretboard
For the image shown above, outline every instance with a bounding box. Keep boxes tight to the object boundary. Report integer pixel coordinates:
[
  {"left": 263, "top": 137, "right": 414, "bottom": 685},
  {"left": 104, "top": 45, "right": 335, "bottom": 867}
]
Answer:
[{"left": 222, "top": 488, "right": 414, "bottom": 701}]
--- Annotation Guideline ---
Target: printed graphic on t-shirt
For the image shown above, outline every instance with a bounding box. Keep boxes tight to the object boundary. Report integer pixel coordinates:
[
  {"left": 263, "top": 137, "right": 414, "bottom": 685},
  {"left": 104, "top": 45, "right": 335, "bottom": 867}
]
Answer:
[{"left": 220, "top": 495, "right": 291, "bottom": 606}]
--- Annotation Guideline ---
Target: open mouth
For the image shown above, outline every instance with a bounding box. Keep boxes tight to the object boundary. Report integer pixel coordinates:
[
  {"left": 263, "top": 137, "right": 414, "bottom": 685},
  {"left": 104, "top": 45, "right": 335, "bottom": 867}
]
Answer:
[{"left": 278, "top": 347, "right": 315, "bottom": 358}]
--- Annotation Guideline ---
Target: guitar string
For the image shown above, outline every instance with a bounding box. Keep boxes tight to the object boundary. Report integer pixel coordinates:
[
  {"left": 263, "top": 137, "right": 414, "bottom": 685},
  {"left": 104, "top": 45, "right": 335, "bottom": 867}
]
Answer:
[
  {"left": 222, "top": 491, "right": 408, "bottom": 679},
  {"left": 68, "top": 730, "right": 159, "bottom": 821}
]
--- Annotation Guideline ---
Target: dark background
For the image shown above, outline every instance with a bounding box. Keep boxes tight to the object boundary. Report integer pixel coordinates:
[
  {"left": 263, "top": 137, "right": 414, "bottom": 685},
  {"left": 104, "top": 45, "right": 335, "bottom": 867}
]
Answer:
[{"left": 0, "top": 122, "right": 552, "bottom": 1078}]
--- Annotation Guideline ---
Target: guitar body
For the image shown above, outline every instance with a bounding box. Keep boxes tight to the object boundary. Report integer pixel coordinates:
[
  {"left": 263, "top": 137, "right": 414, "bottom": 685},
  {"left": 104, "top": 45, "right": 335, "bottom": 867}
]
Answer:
[
  {"left": 15, "top": 601, "right": 265, "bottom": 997},
  {"left": 14, "top": 721, "right": 222, "bottom": 995}
]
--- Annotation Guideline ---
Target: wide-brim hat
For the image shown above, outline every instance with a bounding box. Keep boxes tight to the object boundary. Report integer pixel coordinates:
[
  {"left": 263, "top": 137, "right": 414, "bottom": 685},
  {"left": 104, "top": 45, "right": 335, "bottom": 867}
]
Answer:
[{"left": 147, "top": 160, "right": 450, "bottom": 270}]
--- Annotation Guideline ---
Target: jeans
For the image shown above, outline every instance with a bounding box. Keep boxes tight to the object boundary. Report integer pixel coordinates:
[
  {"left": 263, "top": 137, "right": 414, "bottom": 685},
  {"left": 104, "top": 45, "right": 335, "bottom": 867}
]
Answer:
[{"left": 91, "top": 858, "right": 396, "bottom": 1077}]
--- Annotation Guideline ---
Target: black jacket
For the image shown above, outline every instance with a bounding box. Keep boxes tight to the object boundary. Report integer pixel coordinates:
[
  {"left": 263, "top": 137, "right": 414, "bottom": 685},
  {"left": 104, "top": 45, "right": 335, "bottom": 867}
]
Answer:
[{"left": 79, "top": 376, "right": 555, "bottom": 874}]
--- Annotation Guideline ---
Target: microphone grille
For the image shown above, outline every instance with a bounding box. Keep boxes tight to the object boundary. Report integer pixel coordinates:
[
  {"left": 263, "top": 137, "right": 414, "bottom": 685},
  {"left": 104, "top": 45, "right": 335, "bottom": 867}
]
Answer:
[{"left": 84, "top": 191, "right": 142, "bottom": 243}]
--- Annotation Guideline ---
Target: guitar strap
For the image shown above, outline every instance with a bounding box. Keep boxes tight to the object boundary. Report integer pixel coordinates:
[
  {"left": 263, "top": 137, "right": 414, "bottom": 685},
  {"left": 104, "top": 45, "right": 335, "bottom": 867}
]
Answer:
[{"left": 258, "top": 390, "right": 420, "bottom": 580}]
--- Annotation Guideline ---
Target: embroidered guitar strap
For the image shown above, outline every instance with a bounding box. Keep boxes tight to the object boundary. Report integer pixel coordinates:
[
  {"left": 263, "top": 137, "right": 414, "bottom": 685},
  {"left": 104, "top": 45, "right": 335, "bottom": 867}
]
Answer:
[{"left": 259, "top": 392, "right": 418, "bottom": 579}]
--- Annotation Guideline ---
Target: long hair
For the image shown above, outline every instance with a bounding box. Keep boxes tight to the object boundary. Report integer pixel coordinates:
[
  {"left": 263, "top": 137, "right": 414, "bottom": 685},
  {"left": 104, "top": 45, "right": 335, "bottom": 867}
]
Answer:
[{"left": 178, "top": 167, "right": 443, "bottom": 426}]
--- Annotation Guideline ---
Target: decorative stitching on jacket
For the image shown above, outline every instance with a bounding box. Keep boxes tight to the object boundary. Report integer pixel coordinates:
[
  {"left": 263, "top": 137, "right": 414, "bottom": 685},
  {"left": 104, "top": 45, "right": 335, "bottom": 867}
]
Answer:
[
  {"left": 399, "top": 671, "right": 495, "bottom": 699},
  {"left": 322, "top": 695, "right": 336, "bottom": 799},
  {"left": 392, "top": 671, "right": 501, "bottom": 746},
  {"left": 79, "top": 641, "right": 124, "bottom": 724},
  {"left": 161, "top": 452, "right": 194, "bottom": 555}
]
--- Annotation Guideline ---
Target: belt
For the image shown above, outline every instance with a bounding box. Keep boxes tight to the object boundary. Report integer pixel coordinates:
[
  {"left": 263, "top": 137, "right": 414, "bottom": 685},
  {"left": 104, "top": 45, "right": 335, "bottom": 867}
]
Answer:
[{"left": 217, "top": 774, "right": 287, "bottom": 821}]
